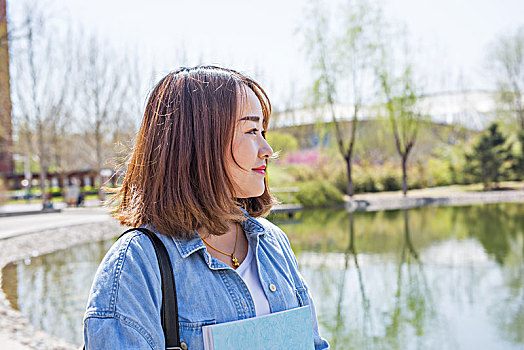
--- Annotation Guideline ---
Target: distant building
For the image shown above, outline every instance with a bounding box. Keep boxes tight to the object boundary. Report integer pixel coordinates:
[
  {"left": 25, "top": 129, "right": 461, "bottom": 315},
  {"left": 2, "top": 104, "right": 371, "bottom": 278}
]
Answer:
[
  {"left": 0, "top": 0, "right": 13, "bottom": 175},
  {"left": 270, "top": 90, "right": 499, "bottom": 131}
]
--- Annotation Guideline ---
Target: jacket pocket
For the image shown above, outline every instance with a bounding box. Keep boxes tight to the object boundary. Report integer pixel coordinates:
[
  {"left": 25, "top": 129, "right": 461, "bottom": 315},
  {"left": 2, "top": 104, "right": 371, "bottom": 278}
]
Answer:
[{"left": 179, "top": 319, "right": 216, "bottom": 350}]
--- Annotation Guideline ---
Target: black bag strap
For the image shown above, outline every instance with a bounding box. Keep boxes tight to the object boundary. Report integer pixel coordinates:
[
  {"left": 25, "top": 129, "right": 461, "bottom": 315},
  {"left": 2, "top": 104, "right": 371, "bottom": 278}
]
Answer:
[{"left": 119, "top": 228, "right": 181, "bottom": 350}]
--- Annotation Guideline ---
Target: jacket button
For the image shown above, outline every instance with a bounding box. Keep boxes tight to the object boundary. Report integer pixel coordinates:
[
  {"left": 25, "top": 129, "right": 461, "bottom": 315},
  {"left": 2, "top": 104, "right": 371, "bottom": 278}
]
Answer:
[
  {"left": 269, "top": 284, "right": 277, "bottom": 292},
  {"left": 181, "top": 342, "right": 188, "bottom": 350}
]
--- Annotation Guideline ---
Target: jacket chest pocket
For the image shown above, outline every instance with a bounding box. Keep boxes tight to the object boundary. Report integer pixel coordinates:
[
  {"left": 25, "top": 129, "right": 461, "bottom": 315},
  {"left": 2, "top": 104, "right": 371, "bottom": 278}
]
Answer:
[{"left": 179, "top": 319, "right": 216, "bottom": 350}]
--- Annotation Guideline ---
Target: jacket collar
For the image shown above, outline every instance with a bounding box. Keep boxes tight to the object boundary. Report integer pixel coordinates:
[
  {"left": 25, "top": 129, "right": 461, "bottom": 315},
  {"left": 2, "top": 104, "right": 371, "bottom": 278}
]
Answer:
[{"left": 171, "top": 208, "right": 265, "bottom": 260}]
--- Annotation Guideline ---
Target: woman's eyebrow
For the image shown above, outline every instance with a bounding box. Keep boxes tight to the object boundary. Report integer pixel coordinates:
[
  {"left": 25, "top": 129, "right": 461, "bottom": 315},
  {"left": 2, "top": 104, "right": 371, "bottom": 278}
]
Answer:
[{"left": 239, "top": 116, "right": 260, "bottom": 122}]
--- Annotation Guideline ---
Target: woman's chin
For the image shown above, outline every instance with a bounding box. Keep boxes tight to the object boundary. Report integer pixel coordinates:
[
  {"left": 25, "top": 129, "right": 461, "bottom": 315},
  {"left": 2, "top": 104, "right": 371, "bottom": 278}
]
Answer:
[{"left": 235, "top": 187, "right": 265, "bottom": 199}]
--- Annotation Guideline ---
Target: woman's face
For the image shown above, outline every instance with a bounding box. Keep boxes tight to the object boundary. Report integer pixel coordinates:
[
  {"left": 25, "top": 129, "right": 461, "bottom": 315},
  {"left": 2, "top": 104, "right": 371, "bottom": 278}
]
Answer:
[{"left": 227, "top": 88, "right": 273, "bottom": 198}]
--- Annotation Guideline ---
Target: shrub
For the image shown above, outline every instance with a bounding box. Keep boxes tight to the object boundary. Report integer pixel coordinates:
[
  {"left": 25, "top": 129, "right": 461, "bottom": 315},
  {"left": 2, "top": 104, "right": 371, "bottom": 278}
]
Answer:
[
  {"left": 295, "top": 180, "right": 345, "bottom": 207},
  {"left": 266, "top": 165, "right": 296, "bottom": 187},
  {"left": 381, "top": 173, "right": 402, "bottom": 192},
  {"left": 355, "top": 174, "right": 379, "bottom": 193},
  {"left": 50, "top": 187, "right": 62, "bottom": 195},
  {"left": 81, "top": 186, "right": 99, "bottom": 195},
  {"left": 266, "top": 132, "right": 299, "bottom": 158},
  {"left": 325, "top": 161, "right": 348, "bottom": 194},
  {"left": 427, "top": 157, "right": 453, "bottom": 187},
  {"left": 285, "top": 164, "right": 316, "bottom": 182},
  {"left": 409, "top": 160, "right": 428, "bottom": 189}
]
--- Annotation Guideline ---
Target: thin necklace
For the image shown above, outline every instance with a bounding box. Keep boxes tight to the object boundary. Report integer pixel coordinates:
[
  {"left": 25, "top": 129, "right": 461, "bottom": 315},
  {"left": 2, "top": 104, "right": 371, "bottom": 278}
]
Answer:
[{"left": 201, "top": 223, "right": 240, "bottom": 268}]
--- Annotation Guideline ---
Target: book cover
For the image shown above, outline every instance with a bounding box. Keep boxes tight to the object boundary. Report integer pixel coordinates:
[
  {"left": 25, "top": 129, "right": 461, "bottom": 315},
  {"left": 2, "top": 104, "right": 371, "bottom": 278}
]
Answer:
[{"left": 202, "top": 306, "right": 314, "bottom": 350}]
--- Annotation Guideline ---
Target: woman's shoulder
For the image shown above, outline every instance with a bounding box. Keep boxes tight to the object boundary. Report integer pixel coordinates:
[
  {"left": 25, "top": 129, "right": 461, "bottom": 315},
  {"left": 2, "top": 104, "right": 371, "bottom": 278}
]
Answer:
[
  {"left": 105, "top": 230, "right": 161, "bottom": 273},
  {"left": 253, "top": 216, "right": 302, "bottom": 277},
  {"left": 255, "top": 217, "right": 284, "bottom": 237},
  {"left": 254, "top": 217, "right": 294, "bottom": 250},
  {"left": 84, "top": 230, "right": 166, "bottom": 349},
  {"left": 85, "top": 230, "right": 163, "bottom": 316}
]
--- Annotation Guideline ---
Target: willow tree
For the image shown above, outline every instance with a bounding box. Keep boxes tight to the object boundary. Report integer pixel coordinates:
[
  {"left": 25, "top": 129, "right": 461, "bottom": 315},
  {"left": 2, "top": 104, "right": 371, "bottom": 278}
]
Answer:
[
  {"left": 302, "top": 0, "right": 383, "bottom": 197},
  {"left": 377, "top": 41, "right": 426, "bottom": 196},
  {"left": 336, "top": 0, "right": 383, "bottom": 196}
]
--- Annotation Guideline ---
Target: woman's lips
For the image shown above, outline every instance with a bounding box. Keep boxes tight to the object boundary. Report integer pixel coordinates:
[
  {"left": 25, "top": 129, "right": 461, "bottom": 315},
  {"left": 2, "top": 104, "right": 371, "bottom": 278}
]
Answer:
[{"left": 252, "top": 166, "right": 266, "bottom": 175}]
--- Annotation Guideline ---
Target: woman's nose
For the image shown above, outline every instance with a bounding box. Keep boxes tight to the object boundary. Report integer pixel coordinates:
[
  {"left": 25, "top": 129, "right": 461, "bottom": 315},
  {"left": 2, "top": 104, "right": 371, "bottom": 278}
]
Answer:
[{"left": 259, "top": 138, "right": 273, "bottom": 159}]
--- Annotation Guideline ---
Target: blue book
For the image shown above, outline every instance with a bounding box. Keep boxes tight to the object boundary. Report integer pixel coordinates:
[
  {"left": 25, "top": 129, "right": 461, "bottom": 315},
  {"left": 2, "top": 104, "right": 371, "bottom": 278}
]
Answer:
[{"left": 202, "top": 306, "right": 314, "bottom": 350}]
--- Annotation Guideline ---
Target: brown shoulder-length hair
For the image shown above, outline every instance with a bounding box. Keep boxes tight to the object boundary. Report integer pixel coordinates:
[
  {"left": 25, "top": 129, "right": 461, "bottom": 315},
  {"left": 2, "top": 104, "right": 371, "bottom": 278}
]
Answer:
[{"left": 109, "top": 66, "right": 277, "bottom": 239}]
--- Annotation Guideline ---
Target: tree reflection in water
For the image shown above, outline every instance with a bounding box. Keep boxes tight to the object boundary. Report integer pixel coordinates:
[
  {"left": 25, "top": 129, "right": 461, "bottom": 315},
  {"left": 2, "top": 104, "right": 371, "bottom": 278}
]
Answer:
[
  {"left": 1, "top": 239, "right": 113, "bottom": 345},
  {"left": 329, "top": 210, "right": 372, "bottom": 349},
  {"left": 383, "top": 209, "right": 449, "bottom": 349},
  {"left": 467, "top": 204, "right": 524, "bottom": 344},
  {"left": 492, "top": 233, "right": 524, "bottom": 344},
  {"left": 323, "top": 208, "right": 457, "bottom": 349}
]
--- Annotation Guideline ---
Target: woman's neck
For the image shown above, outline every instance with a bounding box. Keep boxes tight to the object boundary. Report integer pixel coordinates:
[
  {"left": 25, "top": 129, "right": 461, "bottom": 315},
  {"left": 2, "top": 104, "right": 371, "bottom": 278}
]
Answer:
[{"left": 198, "top": 222, "right": 249, "bottom": 269}]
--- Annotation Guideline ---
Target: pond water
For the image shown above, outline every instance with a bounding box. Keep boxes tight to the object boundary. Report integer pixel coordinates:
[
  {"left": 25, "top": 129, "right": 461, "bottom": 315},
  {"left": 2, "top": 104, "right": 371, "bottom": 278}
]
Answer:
[{"left": 2, "top": 203, "right": 523, "bottom": 349}]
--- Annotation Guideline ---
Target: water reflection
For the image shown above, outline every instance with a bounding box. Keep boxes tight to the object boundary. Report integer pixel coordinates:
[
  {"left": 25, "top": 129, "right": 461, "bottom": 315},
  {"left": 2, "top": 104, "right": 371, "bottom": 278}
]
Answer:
[
  {"left": 275, "top": 203, "right": 523, "bottom": 350},
  {"left": 2, "top": 203, "right": 523, "bottom": 348},
  {"left": 1, "top": 239, "right": 114, "bottom": 345},
  {"left": 489, "top": 230, "right": 524, "bottom": 344},
  {"left": 327, "top": 211, "right": 372, "bottom": 349},
  {"left": 383, "top": 209, "right": 443, "bottom": 349},
  {"left": 464, "top": 205, "right": 524, "bottom": 345}
]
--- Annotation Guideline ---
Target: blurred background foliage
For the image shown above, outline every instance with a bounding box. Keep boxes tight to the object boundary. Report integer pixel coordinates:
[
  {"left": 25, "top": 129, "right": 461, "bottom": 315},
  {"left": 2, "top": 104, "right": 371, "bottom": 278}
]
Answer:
[{"left": 267, "top": 117, "right": 523, "bottom": 207}]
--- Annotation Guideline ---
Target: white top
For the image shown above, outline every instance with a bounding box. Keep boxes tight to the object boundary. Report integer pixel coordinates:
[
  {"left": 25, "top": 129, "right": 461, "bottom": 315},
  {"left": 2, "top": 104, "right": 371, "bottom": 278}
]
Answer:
[{"left": 236, "top": 243, "right": 271, "bottom": 316}]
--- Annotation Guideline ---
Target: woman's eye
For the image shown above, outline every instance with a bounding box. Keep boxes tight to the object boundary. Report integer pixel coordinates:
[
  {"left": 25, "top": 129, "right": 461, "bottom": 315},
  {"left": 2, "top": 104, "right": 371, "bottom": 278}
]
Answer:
[
  {"left": 261, "top": 131, "right": 266, "bottom": 139},
  {"left": 247, "top": 128, "right": 258, "bottom": 135}
]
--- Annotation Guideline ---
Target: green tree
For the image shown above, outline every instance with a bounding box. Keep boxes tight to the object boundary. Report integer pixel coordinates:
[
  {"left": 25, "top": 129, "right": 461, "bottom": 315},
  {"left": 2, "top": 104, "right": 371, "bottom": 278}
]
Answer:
[
  {"left": 301, "top": 0, "right": 383, "bottom": 197},
  {"left": 487, "top": 26, "right": 524, "bottom": 178},
  {"left": 514, "top": 130, "right": 524, "bottom": 179},
  {"left": 377, "top": 41, "right": 426, "bottom": 196},
  {"left": 266, "top": 132, "right": 298, "bottom": 158},
  {"left": 465, "top": 123, "right": 513, "bottom": 190},
  {"left": 334, "top": 0, "right": 383, "bottom": 197}
]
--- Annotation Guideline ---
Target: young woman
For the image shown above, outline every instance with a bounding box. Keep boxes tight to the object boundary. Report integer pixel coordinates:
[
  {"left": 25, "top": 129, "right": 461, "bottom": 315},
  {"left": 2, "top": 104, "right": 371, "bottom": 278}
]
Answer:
[{"left": 83, "top": 66, "right": 329, "bottom": 349}]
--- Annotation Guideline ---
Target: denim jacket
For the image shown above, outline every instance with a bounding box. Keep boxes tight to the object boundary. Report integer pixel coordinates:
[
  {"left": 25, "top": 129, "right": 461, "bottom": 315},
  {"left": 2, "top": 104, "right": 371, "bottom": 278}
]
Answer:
[{"left": 83, "top": 213, "right": 329, "bottom": 349}]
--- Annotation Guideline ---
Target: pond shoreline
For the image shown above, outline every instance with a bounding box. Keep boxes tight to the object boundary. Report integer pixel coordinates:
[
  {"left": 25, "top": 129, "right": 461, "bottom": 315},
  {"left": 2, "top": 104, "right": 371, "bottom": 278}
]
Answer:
[
  {"left": 0, "top": 220, "right": 122, "bottom": 350},
  {"left": 0, "top": 188, "right": 523, "bottom": 349},
  {"left": 347, "top": 189, "right": 524, "bottom": 212}
]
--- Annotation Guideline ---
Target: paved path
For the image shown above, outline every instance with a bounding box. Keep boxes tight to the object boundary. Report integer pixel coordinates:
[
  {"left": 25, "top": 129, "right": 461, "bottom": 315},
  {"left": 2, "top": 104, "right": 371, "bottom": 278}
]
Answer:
[
  {"left": 0, "top": 199, "right": 101, "bottom": 215},
  {"left": 0, "top": 207, "right": 111, "bottom": 240},
  {"left": 0, "top": 336, "right": 30, "bottom": 350}
]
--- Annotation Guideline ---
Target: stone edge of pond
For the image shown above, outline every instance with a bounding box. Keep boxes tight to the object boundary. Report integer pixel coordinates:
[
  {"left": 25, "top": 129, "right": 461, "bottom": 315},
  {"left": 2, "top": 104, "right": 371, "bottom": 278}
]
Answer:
[
  {"left": 346, "top": 189, "right": 524, "bottom": 211},
  {"left": 0, "top": 220, "right": 122, "bottom": 350}
]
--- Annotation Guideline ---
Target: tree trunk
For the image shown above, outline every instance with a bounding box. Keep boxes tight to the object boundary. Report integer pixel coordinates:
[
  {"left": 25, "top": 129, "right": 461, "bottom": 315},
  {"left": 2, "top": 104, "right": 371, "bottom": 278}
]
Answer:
[
  {"left": 401, "top": 153, "right": 408, "bottom": 196},
  {"left": 403, "top": 209, "right": 419, "bottom": 260},
  {"left": 95, "top": 121, "right": 104, "bottom": 201},
  {"left": 516, "top": 98, "right": 524, "bottom": 130},
  {"left": 520, "top": 131, "right": 524, "bottom": 179},
  {"left": 482, "top": 175, "right": 490, "bottom": 191},
  {"left": 38, "top": 123, "right": 48, "bottom": 209},
  {"left": 346, "top": 156, "right": 354, "bottom": 197}
]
